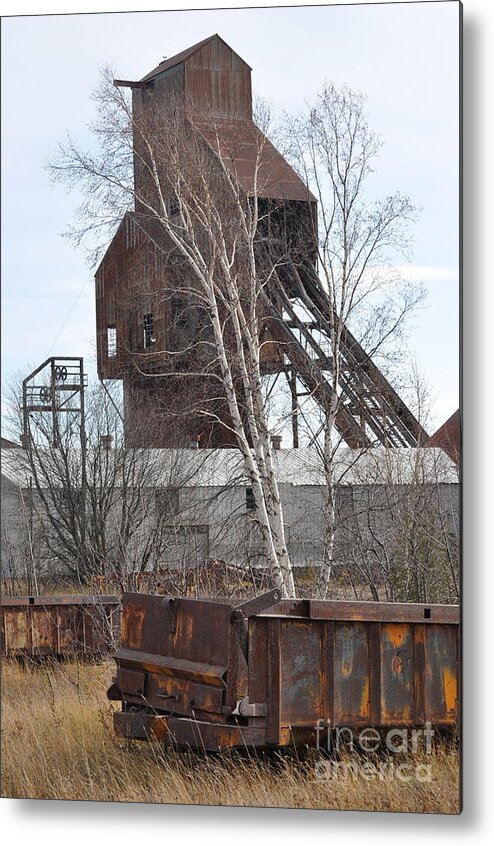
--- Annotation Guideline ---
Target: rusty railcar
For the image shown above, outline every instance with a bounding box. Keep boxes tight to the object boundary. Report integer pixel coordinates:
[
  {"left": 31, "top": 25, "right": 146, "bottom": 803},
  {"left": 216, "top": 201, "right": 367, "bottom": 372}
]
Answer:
[
  {"left": 108, "top": 591, "right": 460, "bottom": 751},
  {"left": 1, "top": 595, "right": 120, "bottom": 658}
]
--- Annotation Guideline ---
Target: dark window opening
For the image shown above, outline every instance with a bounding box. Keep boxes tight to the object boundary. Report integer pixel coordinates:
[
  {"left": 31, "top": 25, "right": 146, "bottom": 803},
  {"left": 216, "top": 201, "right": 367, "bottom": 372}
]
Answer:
[
  {"left": 107, "top": 325, "right": 117, "bottom": 358},
  {"left": 126, "top": 216, "right": 138, "bottom": 250},
  {"left": 256, "top": 198, "right": 318, "bottom": 272},
  {"left": 155, "top": 487, "right": 180, "bottom": 518},
  {"left": 170, "top": 296, "right": 213, "bottom": 354},
  {"left": 336, "top": 487, "right": 355, "bottom": 522},
  {"left": 246, "top": 487, "right": 257, "bottom": 512},
  {"left": 143, "top": 313, "right": 154, "bottom": 349}
]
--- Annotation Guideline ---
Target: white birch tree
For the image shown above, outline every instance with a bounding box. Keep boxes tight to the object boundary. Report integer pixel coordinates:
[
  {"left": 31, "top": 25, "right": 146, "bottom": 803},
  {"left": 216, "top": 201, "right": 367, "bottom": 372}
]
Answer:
[
  {"left": 49, "top": 68, "right": 295, "bottom": 597},
  {"left": 284, "top": 83, "right": 424, "bottom": 597}
]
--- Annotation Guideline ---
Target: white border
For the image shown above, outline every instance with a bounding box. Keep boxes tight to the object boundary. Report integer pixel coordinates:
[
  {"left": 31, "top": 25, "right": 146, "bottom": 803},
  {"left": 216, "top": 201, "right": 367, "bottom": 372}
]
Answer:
[{"left": 1, "top": 0, "right": 492, "bottom": 841}]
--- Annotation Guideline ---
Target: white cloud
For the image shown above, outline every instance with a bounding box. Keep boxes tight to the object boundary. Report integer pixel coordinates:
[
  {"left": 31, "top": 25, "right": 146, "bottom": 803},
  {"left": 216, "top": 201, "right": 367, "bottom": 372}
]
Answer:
[{"left": 392, "top": 265, "right": 459, "bottom": 284}]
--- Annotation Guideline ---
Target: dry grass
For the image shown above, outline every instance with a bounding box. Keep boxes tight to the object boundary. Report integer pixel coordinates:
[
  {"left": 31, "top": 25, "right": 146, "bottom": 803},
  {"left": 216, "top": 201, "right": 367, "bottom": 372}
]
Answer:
[{"left": 1, "top": 658, "right": 460, "bottom": 813}]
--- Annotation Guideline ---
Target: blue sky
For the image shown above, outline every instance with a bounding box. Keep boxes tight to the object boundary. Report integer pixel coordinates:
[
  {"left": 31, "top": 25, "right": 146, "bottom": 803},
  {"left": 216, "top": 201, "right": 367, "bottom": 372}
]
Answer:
[{"left": 1, "top": 1, "right": 460, "bottom": 433}]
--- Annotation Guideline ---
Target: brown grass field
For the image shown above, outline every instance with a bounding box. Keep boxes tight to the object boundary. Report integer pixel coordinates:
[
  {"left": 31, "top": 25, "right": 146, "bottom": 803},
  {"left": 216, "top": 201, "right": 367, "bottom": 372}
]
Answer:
[{"left": 1, "top": 657, "right": 460, "bottom": 813}]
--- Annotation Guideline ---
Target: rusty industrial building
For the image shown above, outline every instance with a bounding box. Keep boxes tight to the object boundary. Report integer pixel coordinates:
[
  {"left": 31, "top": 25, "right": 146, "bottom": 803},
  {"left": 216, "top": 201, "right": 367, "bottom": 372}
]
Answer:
[{"left": 95, "top": 34, "right": 428, "bottom": 451}]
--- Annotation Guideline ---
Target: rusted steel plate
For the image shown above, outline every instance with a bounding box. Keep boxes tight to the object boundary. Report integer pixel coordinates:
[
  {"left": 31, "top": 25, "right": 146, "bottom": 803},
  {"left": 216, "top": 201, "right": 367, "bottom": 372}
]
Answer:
[
  {"left": 0, "top": 595, "right": 118, "bottom": 607},
  {"left": 266, "top": 617, "right": 281, "bottom": 745},
  {"left": 167, "top": 716, "right": 266, "bottom": 752},
  {"left": 279, "top": 619, "right": 322, "bottom": 726},
  {"left": 110, "top": 667, "right": 226, "bottom": 720},
  {"left": 148, "top": 673, "right": 225, "bottom": 718},
  {"left": 115, "top": 647, "right": 227, "bottom": 686},
  {"left": 226, "top": 613, "right": 247, "bottom": 711},
  {"left": 56, "top": 606, "right": 82, "bottom": 652},
  {"left": 232, "top": 588, "right": 281, "bottom": 618},
  {"left": 120, "top": 593, "right": 231, "bottom": 667},
  {"left": 268, "top": 599, "right": 311, "bottom": 618},
  {"left": 379, "top": 623, "right": 414, "bottom": 724},
  {"left": 246, "top": 616, "right": 269, "bottom": 729},
  {"left": 423, "top": 624, "right": 459, "bottom": 725},
  {"left": 2, "top": 607, "right": 30, "bottom": 652},
  {"left": 307, "top": 599, "right": 459, "bottom": 624},
  {"left": 114, "top": 711, "right": 168, "bottom": 742},
  {"left": 117, "top": 668, "right": 146, "bottom": 696},
  {"left": 248, "top": 611, "right": 459, "bottom": 733},
  {"left": 332, "top": 622, "right": 371, "bottom": 726},
  {"left": 30, "top": 606, "right": 56, "bottom": 655}
]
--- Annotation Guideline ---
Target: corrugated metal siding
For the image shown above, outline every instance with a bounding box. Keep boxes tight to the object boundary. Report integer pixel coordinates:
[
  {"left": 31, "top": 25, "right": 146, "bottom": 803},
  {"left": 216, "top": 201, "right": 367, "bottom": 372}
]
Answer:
[
  {"left": 185, "top": 36, "right": 252, "bottom": 119},
  {"left": 1, "top": 473, "right": 459, "bottom": 575},
  {"left": 148, "top": 63, "right": 184, "bottom": 104},
  {"left": 139, "top": 35, "right": 252, "bottom": 120}
]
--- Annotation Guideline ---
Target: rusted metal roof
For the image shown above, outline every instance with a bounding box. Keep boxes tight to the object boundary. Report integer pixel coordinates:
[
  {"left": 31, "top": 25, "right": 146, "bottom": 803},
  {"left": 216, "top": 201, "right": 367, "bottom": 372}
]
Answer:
[
  {"left": 198, "top": 118, "right": 316, "bottom": 202},
  {"left": 139, "top": 34, "right": 252, "bottom": 84}
]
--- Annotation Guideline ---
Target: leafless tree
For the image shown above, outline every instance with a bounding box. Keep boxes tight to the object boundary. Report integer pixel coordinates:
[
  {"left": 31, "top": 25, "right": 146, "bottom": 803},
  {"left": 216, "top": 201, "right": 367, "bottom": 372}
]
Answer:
[
  {"left": 3, "top": 380, "right": 221, "bottom": 590},
  {"left": 283, "top": 83, "right": 425, "bottom": 596},
  {"left": 332, "top": 447, "right": 460, "bottom": 604}
]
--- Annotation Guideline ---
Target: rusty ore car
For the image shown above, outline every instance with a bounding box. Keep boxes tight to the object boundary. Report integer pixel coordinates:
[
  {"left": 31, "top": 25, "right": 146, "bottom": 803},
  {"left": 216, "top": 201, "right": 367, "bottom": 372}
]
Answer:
[
  {"left": 108, "top": 590, "right": 460, "bottom": 751},
  {"left": 1, "top": 595, "right": 120, "bottom": 657}
]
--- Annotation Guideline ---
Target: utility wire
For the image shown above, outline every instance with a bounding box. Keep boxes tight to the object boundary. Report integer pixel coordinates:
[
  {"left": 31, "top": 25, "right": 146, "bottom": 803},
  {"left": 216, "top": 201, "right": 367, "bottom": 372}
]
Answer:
[{"left": 45, "top": 275, "right": 92, "bottom": 357}]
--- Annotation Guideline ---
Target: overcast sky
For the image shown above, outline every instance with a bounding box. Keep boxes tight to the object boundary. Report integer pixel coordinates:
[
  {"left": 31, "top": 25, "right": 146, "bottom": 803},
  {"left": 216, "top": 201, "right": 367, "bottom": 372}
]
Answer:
[{"left": 1, "top": 0, "right": 460, "bottom": 433}]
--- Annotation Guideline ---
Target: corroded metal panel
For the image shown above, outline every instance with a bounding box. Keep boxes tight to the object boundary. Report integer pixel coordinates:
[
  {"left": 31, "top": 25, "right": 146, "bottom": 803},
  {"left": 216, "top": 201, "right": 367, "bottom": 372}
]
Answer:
[
  {"left": 333, "top": 622, "right": 371, "bottom": 726},
  {"left": 380, "top": 623, "right": 414, "bottom": 724},
  {"left": 279, "top": 619, "right": 322, "bottom": 725},
  {"left": 423, "top": 624, "right": 459, "bottom": 725},
  {"left": 119, "top": 592, "right": 232, "bottom": 666},
  {"left": 114, "top": 593, "right": 234, "bottom": 723},
  {"left": 116, "top": 647, "right": 227, "bottom": 686},
  {"left": 1, "top": 596, "right": 120, "bottom": 657},
  {"left": 0, "top": 594, "right": 118, "bottom": 606},
  {"left": 308, "top": 599, "right": 459, "bottom": 624},
  {"left": 114, "top": 711, "right": 168, "bottom": 742},
  {"left": 246, "top": 615, "right": 269, "bottom": 724},
  {"left": 54, "top": 606, "right": 81, "bottom": 653},
  {"left": 147, "top": 673, "right": 225, "bottom": 720},
  {"left": 2, "top": 606, "right": 29, "bottom": 652},
  {"left": 184, "top": 35, "right": 252, "bottom": 119},
  {"left": 30, "top": 606, "right": 57, "bottom": 654},
  {"left": 166, "top": 716, "right": 265, "bottom": 752},
  {"left": 198, "top": 120, "right": 316, "bottom": 202}
]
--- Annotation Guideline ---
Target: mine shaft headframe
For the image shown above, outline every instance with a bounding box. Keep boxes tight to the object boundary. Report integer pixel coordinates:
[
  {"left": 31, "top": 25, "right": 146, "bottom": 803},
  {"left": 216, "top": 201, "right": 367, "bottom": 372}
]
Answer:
[{"left": 21, "top": 357, "right": 87, "bottom": 448}]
